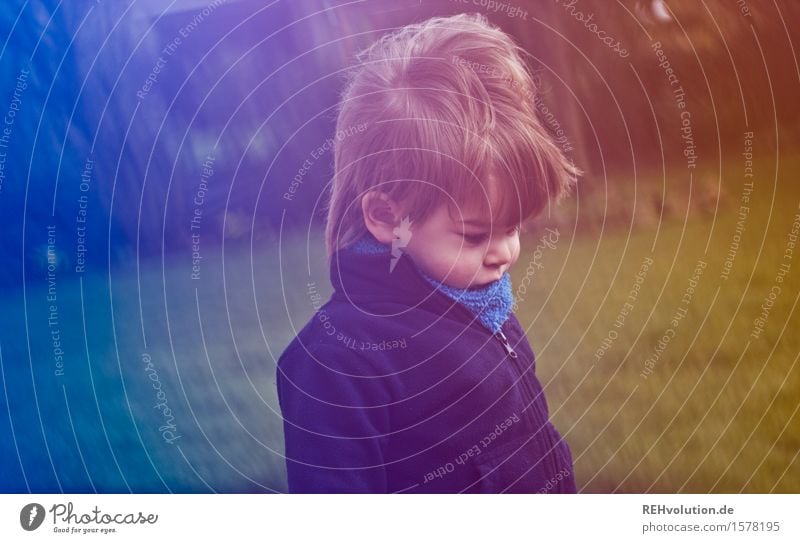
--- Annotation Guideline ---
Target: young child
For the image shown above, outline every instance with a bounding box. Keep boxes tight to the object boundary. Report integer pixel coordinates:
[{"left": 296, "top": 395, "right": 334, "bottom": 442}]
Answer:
[{"left": 276, "top": 13, "right": 578, "bottom": 493}]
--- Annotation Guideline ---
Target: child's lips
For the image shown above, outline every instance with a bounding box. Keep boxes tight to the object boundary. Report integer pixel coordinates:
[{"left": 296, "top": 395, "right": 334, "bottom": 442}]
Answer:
[{"left": 469, "top": 269, "right": 505, "bottom": 289}]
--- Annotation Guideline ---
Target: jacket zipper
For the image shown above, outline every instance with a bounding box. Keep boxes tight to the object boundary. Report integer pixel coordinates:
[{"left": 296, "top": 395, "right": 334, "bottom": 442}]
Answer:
[
  {"left": 495, "top": 324, "right": 541, "bottom": 410},
  {"left": 432, "top": 291, "right": 520, "bottom": 362},
  {"left": 428, "top": 289, "right": 563, "bottom": 484},
  {"left": 496, "top": 324, "right": 539, "bottom": 408},
  {"left": 429, "top": 290, "right": 542, "bottom": 411},
  {"left": 494, "top": 329, "right": 518, "bottom": 359},
  {"left": 497, "top": 322, "right": 562, "bottom": 483}
]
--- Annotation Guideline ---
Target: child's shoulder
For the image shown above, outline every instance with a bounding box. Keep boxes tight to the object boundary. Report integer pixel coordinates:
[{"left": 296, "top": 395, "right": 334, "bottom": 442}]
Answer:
[
  {"left": 300, "top": 292, "right": 429, "bottom": 339},
  {"left": 278, "top": 299, "right": 389, "bottom": 365},
  {"left": 276, "top": 323, "right": 396, "bottom": 409}
]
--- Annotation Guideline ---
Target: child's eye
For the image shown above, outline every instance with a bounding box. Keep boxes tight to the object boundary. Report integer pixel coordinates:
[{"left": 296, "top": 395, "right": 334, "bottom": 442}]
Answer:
[
  {"left": 461, "top": 232, "right": 488, "bottom": 245},
  {"left": 461, "top": 225, "right": 519, "bottom": 245}
]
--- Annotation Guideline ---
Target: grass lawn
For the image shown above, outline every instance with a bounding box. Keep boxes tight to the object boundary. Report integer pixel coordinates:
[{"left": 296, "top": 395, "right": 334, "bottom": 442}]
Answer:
[
  {"left": 519, "top": 167, "right": 800, "bottom": 492},
  {"left": 3, "top": 163, "right": 798, "bottom": 493}
]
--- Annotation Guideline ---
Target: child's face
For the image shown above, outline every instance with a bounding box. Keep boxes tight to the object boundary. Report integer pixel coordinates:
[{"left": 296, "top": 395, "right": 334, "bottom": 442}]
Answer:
[{"left": 403, "top": 202, "right": 521, "bottom": 289}]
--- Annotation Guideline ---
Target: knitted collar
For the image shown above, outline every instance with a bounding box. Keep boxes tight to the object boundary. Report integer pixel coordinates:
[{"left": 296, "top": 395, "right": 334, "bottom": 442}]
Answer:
[{"left": 348, "top": 234, "right": 514, "bottom": 333}]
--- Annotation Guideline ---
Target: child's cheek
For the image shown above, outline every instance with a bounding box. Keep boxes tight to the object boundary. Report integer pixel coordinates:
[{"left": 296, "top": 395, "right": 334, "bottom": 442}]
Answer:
[
  {"left": 453, "top": 248, "right": 477, "bottom": 272},
  {"left": 510, "top": 242, "right": 521, "bottom": 266}
]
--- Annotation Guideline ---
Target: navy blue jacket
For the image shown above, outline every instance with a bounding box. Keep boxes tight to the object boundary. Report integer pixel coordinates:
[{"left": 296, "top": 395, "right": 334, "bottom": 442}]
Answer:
[{"left": 276, "top": 246, "right": 577, "bottom": 493}]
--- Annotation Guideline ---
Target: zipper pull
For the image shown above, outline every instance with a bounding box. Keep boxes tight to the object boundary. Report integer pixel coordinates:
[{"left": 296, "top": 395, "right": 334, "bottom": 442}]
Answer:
[{"left": 494, "top": 329, "right": 518, "bottom": 359}]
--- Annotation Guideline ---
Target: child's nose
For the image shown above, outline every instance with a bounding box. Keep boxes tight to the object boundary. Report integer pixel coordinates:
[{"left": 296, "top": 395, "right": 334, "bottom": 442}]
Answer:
[{"left": 484, "top": 239, "right": 513, "bottom": 268}]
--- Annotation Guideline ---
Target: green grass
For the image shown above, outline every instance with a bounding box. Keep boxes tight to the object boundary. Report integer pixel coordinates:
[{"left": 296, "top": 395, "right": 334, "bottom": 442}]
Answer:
[
  {"left": 8, "top": 161, "right": 797, "bottom": 493},
  {"left": 517, "top": 170, "right": 800, "bottom": 492}
]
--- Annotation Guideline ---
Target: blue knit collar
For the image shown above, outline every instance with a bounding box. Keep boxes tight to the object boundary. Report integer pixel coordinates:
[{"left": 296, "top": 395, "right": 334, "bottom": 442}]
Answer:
[{"left": 347, "top": 234, "right": 514, "bottom": 333}]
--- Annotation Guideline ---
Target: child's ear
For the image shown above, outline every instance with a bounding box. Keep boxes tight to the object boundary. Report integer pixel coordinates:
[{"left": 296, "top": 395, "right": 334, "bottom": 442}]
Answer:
[{"left": 362, "top": 190, "right": 402, "bottom": 244}]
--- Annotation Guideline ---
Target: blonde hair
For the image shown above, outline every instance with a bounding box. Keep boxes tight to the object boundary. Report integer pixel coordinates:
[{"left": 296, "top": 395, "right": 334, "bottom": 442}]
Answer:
[{"left": 325, "top": 12, "right": 577, "bottom": 258}]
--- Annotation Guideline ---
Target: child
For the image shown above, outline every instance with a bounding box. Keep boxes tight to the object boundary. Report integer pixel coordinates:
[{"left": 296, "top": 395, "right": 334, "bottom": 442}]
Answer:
[{"left": 276, "top": 12, "right": 578, "bottom": 493}]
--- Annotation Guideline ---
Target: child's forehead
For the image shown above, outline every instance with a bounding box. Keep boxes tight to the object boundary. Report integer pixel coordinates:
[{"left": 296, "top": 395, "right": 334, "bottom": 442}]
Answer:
[
  {"left": 444, "top": 172, "right": 522, "bottom": 224},
  {"left": 442, "top": 196, "right": 520, "bottom": 228}
]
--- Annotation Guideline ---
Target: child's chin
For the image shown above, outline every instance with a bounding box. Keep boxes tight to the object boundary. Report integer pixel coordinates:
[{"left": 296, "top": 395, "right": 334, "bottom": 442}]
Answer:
[
  {"left": 465, "top": 280, "right": 494, "bottom": 290},
  {"left": 433, "top": 271, "right": 499, "bottom": 290},
  {"left": 460, "top": 276, "right": 498, "bottom": 290},
  {"left": 468, "top": 273, "right": 505, "bottom": 289},
  {"left": 435, "top": 276, "right": 473, "bottom": 290}
]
